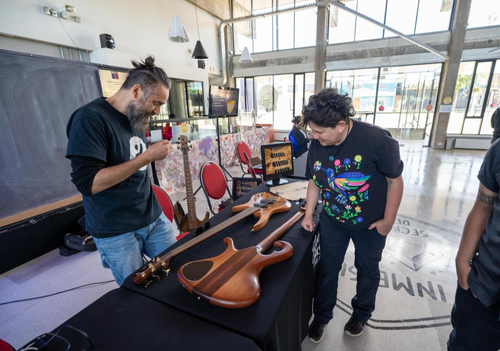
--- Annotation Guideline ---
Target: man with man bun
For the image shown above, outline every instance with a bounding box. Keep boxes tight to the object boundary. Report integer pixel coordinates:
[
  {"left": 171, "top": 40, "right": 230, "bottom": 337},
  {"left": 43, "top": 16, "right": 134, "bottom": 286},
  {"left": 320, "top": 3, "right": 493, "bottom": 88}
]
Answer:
[{"left": 66, "top": 56, "right": 176, "bottom": 286}]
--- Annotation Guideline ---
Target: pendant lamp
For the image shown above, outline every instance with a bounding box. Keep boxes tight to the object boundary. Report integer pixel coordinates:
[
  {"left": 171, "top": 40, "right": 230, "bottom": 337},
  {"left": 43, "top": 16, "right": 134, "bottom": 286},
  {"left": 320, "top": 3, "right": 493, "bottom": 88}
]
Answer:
[
  {"left": 169, "top": 16, "right": 189, "bottom": 43},
  {"left": 193, "top": 40, "right": 208, "bottom": 59},
  {"left": 192, "top": 0, "right": 208, "bottom": 59},
  {"left": 240, "top": 46, "right": 253, "bottom": 62}
]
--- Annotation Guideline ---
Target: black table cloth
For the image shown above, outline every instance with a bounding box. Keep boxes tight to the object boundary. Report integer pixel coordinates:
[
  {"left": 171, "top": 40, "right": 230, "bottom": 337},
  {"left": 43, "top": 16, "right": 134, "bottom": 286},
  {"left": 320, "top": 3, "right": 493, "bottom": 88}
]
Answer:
[
  {"left": 123, "top": 179, "right": 320, "bottom": 351},
  {"left": 55, "top": 288, "right": 261, "bottom": 351}
]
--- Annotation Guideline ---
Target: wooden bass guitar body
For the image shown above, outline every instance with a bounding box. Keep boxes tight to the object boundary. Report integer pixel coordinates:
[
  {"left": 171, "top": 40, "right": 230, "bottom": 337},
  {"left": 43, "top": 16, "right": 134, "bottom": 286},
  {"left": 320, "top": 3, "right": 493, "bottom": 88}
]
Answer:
[
  {"left": 232, "top": 193, "right": 291, "bottom": 231},
  {"left": 133, "top": 192, "right": 290, "bottom": 287},
  {"left": 177, "top": 208, "right": 305, "bottom": 308},
  {"left": 174, "top": 202, "right": 210, "bottom": 233},
  {"left": 177, "top": 237, "right": 293, "bottom": 308}
]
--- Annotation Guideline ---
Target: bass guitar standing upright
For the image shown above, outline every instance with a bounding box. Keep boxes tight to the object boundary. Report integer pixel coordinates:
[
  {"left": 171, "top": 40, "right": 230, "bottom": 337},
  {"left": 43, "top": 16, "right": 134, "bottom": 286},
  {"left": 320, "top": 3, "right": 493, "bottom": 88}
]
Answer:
[{"left": 173, "top": 135, "right": 210, "bottom": 232}]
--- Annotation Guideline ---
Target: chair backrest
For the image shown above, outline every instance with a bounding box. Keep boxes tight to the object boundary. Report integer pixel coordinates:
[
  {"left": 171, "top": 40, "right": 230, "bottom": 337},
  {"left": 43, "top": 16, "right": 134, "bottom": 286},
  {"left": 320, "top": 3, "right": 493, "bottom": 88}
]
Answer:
[
  {"left": 200, "top": 162, "right": 229, "bottom": 200},
  {"left": 243, "top": 151, "right": 257, "bottom": 178},
  {"left": 236, "top": 141, "right": 252, "bottom": 165},
  {"left": 152, "top": 184, "right": 175, "bottom": 223}
]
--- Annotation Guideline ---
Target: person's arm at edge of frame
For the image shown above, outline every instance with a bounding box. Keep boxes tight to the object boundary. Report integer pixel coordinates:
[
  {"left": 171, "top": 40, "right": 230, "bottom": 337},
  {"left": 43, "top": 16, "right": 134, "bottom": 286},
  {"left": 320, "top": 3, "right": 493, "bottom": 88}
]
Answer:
[
  {"left": 90, "top": 140, "right": 173, "bottom": 195},
  {"left": 301, "top": 179, "right": 321, "bottom": 232},
  {"left": 455, "top": 183, "right": 496, "bottom": 290},
  {"left": 368, "top": 175, "right": 404, "bottom": 236}
]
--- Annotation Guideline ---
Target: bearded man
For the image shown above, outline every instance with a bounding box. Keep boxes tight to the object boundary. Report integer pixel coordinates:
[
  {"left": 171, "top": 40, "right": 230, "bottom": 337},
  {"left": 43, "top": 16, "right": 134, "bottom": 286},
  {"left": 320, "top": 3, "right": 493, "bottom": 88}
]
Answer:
[{"left": 66, "top": 56, "right": 176, "bottom": 286}]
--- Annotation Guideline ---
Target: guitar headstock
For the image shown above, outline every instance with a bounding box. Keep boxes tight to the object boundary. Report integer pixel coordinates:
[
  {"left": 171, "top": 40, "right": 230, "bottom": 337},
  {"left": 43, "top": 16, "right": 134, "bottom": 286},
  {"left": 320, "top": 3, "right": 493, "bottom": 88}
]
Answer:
[
  {"left": 133, "top": 256, "right": 172, "bottom": 287},
  {"left": 179, "top": 135, "right": 189, "bottom": 154}
]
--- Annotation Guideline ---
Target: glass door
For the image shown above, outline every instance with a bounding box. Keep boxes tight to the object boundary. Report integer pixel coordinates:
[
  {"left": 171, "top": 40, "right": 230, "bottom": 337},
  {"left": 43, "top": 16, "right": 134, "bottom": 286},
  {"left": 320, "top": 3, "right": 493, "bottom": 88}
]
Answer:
[{"left": 462, "top": 61, "right": 494, "bottom": 134}]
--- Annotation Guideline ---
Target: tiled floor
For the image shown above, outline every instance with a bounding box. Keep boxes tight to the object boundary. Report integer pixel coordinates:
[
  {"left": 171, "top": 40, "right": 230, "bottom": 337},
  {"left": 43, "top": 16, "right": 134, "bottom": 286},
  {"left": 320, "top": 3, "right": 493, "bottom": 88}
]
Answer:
[{"left": 0, "top": 145, "right": 488, "bottom": 350}]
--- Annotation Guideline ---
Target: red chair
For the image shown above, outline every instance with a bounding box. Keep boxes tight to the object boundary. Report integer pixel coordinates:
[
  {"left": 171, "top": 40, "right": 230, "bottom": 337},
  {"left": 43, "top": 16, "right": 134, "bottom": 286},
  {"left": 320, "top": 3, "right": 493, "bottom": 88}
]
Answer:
[
  {"left": 152, "top": 184, "right": 185, "bottom": 240},
  {"left": 236, "top": 141, "right": 263, "bottom": 178},
  {"left": 199, "top": 162, "right": 232, "bottom": 215}
]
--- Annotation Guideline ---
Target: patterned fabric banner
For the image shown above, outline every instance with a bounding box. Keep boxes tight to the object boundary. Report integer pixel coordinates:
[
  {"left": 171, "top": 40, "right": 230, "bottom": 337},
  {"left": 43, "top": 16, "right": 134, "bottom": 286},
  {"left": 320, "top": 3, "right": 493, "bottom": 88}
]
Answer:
[{"left": 155, "top": 127, "right": 269, "bottom": 194}]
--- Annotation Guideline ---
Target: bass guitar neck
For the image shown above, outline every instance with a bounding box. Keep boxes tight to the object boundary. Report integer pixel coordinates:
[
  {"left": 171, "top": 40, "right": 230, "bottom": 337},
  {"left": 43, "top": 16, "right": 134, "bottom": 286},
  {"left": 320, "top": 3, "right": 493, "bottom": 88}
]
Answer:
[
  {"left": 175, "top": 135, "right": 209, "bottom": 231},
  {"left": 134, "top": 192, "right": 290, "bottom": 287}
]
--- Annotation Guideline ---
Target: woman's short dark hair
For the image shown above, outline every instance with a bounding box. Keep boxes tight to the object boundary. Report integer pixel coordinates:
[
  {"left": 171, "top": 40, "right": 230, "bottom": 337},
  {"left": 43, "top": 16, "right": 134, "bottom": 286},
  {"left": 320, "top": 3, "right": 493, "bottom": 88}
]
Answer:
[
  {"left": 121, "top": 55, "right": 171, "bottom": 98},
  {"left": 291, "top": 116, "right": 302, "bottom": 125},
  {"left": 301, "top": 88, "right": 355, "bottom": 128}
]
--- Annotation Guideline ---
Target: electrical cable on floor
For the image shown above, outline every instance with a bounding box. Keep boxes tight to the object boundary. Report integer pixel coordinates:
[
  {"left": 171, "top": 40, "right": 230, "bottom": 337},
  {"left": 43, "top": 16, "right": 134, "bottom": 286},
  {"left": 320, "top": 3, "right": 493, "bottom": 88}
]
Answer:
[
  {"left": 18, "top": 324, "right": 93, "bottom": 351},
  {"left": 0, "top": 280, "right": 115, "bottom": 306}
]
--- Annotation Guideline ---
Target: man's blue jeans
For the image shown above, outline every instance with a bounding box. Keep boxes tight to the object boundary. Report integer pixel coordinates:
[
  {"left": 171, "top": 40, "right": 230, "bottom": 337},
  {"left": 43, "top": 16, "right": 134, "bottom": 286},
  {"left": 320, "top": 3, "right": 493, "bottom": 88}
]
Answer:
[
  {"left": 447, "top": 284, "right": 500, "bottom": 351},
  {"left": 313, "top": 212, "right": 387, "bottom": 324},
  {"left": 93, "top": 213, "right": 177, "bottom": 286}
]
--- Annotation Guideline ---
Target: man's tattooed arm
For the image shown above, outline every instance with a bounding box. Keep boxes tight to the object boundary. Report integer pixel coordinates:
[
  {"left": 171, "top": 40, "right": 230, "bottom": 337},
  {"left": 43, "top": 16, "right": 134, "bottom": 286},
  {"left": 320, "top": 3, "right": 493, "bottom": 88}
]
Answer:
[{"left": 479, "top": 191, "right": 496, "bottom": 205}]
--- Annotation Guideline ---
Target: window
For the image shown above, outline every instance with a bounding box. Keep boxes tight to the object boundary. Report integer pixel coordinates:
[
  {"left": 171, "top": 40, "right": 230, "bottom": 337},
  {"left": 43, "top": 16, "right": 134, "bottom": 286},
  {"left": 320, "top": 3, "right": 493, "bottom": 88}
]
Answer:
[
  {"left": 186, "top": 81, "right": 205, "bottom": 117},
  {"left": 354, "top": 0, "right": 386, "bottom": 41},
  {"left": 233, "top": 0, "right": 318, "bottom": 55},
  {"left": 278, "top": 0, "right": 294, "bottom": 50},
  {"left": 294, "top": 6, "right": 317, "bottom": 48},
  {"left": 274, "top": 74, "right": 294, "bottom": 129},
  {"left": 328, "top": 0, "right": 455, "bottom": 44},
  {"left": 233, "top": 0, "right": 253, "bottom": 54},
  {"left": 255, "top": 75, "right": 274, "bottom": 124},
  {"left": 449, "top": 60, "right": 498, "bottom": 136},
  {"left": 327, "top": 63, "right": 442, "bottom": 144},
  {"left": 252, "top": 0, "right": 274, "bottom": 53},
  {"left": 468, "top": 0, "right": 500, "bottom": 28},
  {"left": 415, "top": 0, "right": 453, "bottom": 34},
  {"left": 237, "top": 72, "right": 315, "bottom": 129},
  {"left": 384, "top": 0, "right": 418, "bottom": 37},
  {"left": 329, "top": 1, "right": 356, "bottom": 44}
]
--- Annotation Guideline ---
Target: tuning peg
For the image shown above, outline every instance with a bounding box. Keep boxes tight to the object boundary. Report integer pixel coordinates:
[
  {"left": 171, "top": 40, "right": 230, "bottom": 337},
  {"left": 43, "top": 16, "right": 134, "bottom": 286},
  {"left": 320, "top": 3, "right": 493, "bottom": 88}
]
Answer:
[
  {"left": 152, "top": 274, "right": 161, "bottom": 280},
  {"left": 163, "top": 268, "right": 171, "bottom": 276}
]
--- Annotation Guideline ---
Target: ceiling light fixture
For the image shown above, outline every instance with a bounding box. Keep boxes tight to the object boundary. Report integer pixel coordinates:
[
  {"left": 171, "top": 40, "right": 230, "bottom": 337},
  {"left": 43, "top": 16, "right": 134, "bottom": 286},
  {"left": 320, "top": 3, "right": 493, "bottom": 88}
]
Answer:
[
  {"left": 240, "top": 46, "right": 253, "bottom": 62},
  {"left": 168, "top": 0, "right": 189, "bottom": 43},
  {"left": 192, "top": 0, "right": 208, "bottom": 59}
]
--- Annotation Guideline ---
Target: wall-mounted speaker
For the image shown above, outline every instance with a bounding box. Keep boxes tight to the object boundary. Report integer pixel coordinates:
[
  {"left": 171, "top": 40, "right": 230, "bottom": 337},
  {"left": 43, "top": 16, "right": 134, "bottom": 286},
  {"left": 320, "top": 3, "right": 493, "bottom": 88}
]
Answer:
[{"left": 99, "top": 34, "right": 115, "bottom": 49}]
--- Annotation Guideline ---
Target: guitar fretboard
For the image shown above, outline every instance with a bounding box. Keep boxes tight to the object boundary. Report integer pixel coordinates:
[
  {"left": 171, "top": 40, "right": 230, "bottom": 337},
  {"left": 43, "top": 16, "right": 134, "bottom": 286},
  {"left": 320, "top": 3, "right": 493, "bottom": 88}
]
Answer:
[
  {"left": 161, "top": 206, "right": 259, "bottom": 262},
  {"left": 182, "top": 150, "right": 197, "bottom": 228}
]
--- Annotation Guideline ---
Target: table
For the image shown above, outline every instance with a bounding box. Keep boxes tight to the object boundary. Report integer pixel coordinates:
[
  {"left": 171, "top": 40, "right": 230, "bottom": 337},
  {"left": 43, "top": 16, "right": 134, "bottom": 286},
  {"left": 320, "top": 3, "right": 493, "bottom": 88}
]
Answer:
[
  {"left": 54, "top": 180, "right": 320, "bottom": 351},
  {"left": 123, "top": 180, "right": 320, "bottom": 351},
  {"left": 55, "top": 289, "right": 261, "bottom": 351}
]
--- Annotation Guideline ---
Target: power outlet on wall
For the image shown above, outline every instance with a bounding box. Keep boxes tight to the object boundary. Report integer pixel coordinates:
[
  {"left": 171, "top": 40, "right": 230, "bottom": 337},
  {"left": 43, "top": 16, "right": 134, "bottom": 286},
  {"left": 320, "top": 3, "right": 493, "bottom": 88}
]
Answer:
[{"left": 41, "top": 4, "right": 80, "bottom": 22}]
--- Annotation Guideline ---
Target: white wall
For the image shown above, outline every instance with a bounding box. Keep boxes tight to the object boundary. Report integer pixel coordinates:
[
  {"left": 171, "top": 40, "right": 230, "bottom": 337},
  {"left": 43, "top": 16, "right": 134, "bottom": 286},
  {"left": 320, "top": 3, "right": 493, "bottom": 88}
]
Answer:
[{"left": 0, "top": 0, "right": 222, "bottom": 90}]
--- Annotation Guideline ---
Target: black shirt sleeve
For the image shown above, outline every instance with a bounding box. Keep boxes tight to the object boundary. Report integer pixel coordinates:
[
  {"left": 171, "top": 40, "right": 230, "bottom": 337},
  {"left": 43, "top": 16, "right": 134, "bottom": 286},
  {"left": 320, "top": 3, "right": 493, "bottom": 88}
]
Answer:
[
  {"left": 478, "top": 142, "right": 500, "bottom": 193},
  {"left": 69, "top": 156, "right": 106, "bottom": 196},
  {"left": 374, "top": 131, "right": 404, "bottom": 178}
]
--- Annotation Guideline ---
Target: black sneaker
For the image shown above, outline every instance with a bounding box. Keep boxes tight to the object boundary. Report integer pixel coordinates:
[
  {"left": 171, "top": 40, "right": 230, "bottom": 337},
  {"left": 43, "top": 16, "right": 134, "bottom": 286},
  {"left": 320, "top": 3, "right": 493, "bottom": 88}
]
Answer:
[
  {"left": 308, "top": 320, "right": 327, "bottom": 343},
  {"left": 344, "top": 316, "right": 366, "bottom": 337}
]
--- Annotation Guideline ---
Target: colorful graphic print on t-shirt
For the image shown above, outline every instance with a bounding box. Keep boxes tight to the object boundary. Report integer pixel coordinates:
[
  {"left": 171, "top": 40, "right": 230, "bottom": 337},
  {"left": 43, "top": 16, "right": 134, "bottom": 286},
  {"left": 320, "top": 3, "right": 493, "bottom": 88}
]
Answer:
[{"left": 312, "top": 155, "right": 371, "bottom": 225}]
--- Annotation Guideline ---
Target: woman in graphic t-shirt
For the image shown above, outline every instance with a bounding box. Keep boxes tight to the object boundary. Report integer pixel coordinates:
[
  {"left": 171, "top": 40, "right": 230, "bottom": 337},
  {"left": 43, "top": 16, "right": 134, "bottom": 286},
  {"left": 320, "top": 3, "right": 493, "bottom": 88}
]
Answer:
[{"left": 301, "top": 88, "right": 404, "bottom": 343}]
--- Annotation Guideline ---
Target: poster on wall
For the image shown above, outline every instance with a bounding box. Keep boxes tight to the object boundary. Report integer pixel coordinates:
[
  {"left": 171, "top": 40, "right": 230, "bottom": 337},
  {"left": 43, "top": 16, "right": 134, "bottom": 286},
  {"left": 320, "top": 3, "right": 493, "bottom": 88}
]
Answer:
[{"left": 98, "top": 69, "right": 128, "bottom": 97}]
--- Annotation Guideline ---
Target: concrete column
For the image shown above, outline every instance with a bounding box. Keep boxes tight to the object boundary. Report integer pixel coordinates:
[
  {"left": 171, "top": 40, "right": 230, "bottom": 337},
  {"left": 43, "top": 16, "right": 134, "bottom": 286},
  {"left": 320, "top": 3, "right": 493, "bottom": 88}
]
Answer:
[
  {"left": 314, "top": 0, "right": 329, "bottom": 93},
  {"left": 430, "top": 0, "right": 472, "bottom": 149}
]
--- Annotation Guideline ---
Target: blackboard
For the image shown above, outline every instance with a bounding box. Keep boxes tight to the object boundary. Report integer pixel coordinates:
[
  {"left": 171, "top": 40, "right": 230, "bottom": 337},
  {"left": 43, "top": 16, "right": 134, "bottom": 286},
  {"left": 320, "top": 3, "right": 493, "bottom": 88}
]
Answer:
[{"left": 0, "top": 51, "right": 102, "bottom": 223}]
